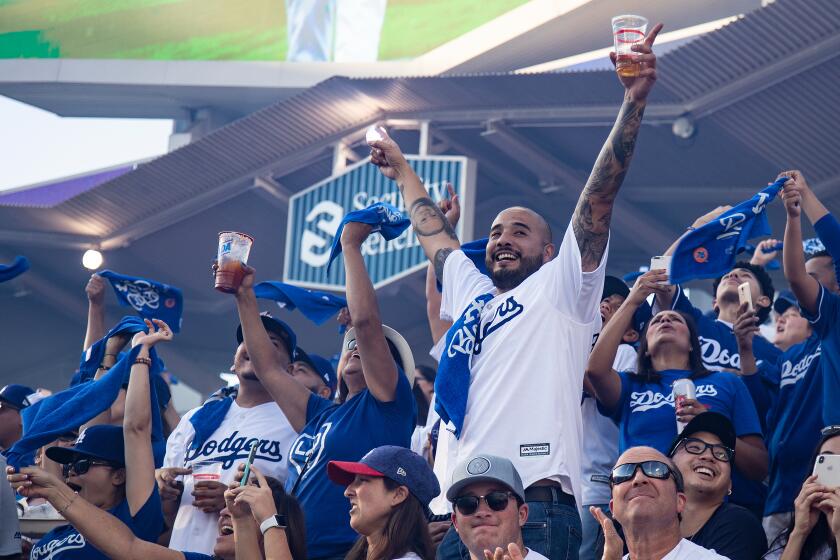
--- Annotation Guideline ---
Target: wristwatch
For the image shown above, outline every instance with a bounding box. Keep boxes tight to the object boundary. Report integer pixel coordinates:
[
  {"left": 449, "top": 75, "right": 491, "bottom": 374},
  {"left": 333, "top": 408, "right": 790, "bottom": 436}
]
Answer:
[{"left": 259, "top": 514, "right": 287, "bottom": 535}]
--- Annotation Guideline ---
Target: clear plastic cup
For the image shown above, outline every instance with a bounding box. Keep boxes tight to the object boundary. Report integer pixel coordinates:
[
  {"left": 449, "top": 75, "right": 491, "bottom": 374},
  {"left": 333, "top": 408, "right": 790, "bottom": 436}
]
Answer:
[
  {"left": 611, "top": 15, "right": 648, "bottom": 78},
  {"left": 215, "top": 231, "right": 253, "bottom": 293},
  {"left": 191, "top": 460, "right": 223, "bottom": 483},
  {"left": 672, "top": 378, "right": 696, "bottom": 432}
]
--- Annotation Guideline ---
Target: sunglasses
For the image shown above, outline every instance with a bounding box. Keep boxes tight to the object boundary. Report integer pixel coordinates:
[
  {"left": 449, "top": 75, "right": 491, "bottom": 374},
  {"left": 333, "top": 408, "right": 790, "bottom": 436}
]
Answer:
[
  {"left": 345, "top": 339, "right": 358, "bottom": 352},
  {"left": 821, "top": 425, "right": 840, "bottom": 437},
  {"left": 62, "top": 458, "right": 116, "bottom": 477},
  {"left": 453, "top": 491, "right": 514, "bottom": 516},
  {"left": 610, "top": 461, "right": 680, "bottom": 487},
  {"left": 675, "top": 437, "right": 734, "bottom": 462}
]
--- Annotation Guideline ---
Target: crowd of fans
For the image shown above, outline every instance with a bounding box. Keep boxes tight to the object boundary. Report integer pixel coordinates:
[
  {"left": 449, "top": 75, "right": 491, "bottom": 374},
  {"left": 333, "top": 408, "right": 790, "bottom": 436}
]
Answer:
[{"left": 2, "top": 20, "right": 840, "bottom": 560}]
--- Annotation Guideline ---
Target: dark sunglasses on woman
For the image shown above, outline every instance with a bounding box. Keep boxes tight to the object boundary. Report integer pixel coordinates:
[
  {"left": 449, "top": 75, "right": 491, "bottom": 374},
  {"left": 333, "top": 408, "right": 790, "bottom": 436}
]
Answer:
[
  {"left": 62, "top": 458, "right": 117, "bottom": 477},
  {"left": 453, "top": 491, "right": 515, "bottom": 516}
]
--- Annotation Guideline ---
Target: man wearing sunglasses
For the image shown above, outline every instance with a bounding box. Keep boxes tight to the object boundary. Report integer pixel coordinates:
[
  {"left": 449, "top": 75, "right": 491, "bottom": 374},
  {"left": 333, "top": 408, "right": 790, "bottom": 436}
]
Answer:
[
  {"left": 667, "top": 412, "right": 767, "bottom": 559},
  {"left": 446, "top": 455, "right": 549, "bottom": 560},
  {"left": 595, "top": 446, "right": 727, "bottom": 559}
]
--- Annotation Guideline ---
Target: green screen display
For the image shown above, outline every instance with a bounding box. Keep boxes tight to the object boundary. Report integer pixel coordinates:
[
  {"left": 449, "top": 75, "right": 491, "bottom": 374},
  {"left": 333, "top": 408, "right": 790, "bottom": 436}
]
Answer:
[{"left": 0, "top": 0, "right": 529, "bottom": 60}]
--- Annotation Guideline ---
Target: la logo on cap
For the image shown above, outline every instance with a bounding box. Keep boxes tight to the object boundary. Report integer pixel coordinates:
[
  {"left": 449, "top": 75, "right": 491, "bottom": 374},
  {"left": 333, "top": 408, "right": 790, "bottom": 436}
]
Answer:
[
  {"left": 397, "top": 467, "right": 407, "bottom": 477},
  {"left": 75, "top": 430, "right": 87, "bottom": 445}
]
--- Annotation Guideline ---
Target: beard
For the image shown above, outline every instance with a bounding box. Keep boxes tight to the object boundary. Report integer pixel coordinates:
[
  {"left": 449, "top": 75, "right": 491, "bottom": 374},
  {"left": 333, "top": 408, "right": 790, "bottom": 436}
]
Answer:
[{"left": 487, "top": 252, "right": 544, "bottom": 291}]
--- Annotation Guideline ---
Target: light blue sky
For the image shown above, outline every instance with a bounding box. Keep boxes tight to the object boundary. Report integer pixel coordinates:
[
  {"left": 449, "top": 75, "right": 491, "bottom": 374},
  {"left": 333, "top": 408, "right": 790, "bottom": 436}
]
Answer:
[{"left": 0, "top": 95, "right": 172, "bottom": 192}]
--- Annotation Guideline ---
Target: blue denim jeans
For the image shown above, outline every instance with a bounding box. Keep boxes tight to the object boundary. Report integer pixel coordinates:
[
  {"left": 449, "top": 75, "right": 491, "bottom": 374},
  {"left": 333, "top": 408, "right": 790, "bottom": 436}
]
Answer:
[{"left": 436, "top": 492, "right": 582, "bottom": 560}]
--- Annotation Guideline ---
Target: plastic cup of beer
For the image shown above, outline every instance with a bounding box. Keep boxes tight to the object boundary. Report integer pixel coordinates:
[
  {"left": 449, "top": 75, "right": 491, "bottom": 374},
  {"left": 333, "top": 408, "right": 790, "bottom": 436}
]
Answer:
[
  {"left": 191, "top": 460, "right": 223, "bottom": 484},
  {"left": 611, "top": 14, "right": 648, "bottom": 78},
  {"left": 215, "top": 231, "right": 253, "bottom": 293}
]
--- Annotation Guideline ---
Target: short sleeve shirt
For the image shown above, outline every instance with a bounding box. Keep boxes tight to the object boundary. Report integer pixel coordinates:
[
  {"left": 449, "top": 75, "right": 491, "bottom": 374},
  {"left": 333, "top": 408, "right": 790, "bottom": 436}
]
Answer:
[{"left": 802, "top": 284, "right": 840, "bottom": 426}]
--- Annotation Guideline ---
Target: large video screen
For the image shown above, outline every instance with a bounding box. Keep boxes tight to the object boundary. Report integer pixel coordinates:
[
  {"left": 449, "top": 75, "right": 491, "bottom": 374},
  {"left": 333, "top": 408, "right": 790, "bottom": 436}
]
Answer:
[{"left": 0, "top": 0, "right": 529, "bottom": 61}]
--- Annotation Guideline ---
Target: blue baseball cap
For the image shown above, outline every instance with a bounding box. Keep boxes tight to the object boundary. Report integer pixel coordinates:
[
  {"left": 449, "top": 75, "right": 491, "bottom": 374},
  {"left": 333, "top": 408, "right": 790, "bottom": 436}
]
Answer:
[
  {"left": 236, "top": 312, "right": 297, "bottom": 357},
  {"left": 45, "top": 425, "right": 126, "bottom": 467},
  {"left": 774, "top": 289, "right": 799, "bottom": 315},
  {"left": 0, "top": 384, "right": 37, "bottom": 410},
  {"left": 295, "top": 348, "right": 337, "bottom": 392},
  {"left": 328, "top": 445, "right": 441, "bottom": 507}
]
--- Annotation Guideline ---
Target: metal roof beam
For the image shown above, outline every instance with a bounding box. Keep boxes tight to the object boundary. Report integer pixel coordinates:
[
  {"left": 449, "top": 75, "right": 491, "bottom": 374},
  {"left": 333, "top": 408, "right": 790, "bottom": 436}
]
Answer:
[{"left": 0, "top": 230, "right": 98, "bottom": 250}]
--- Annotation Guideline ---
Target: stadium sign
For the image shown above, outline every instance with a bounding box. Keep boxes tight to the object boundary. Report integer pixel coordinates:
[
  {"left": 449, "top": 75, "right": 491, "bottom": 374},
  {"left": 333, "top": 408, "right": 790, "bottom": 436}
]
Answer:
[{"left": 283, "top": 155, "right": 475, "bottom": 290}]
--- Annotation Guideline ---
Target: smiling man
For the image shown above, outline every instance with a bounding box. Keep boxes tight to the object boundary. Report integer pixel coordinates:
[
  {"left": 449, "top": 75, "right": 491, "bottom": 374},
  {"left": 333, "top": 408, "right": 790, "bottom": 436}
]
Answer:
[
  {"left": 607, "top": 446, "right": 727, "bottom": 559},
  {"left": 667, "top": 413, "right": 767, "bottom": 559},
  {"left": 369, "top": 23, "right": 665, "bottom": 560}
]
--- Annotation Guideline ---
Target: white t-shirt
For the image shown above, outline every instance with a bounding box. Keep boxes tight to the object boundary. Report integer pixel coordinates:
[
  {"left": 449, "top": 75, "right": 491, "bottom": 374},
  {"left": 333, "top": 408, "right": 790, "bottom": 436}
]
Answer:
[
  {"left": 524, "top": 548, "right": 550, "bottom": 560},
  {"left": 164, "top": 400, "right": 297, "bottom": 555},
  {"left": 581, "top": 343, "right": 637, "bottom": 506},
  {"left": 623, "top": 538, "right": 728, "bottom": 559},
  {"left": 436, "top": 222, "right": 607, "bottom": 507}
]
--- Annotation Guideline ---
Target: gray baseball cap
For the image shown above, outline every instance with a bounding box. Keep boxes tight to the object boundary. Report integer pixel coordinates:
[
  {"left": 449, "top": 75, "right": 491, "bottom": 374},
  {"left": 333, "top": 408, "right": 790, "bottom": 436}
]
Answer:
[{"left": 446, "top": 454, "right": 525, "bottom": 503}]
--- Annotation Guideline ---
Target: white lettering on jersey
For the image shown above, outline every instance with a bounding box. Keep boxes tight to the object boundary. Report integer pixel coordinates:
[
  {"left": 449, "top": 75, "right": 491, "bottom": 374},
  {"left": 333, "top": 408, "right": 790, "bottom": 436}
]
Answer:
[
  {"left": 780, "top": 347, "right": 821, "bottom": 388},
  {"left": 31, "top": 532, "right": 86, "bottom": 560},
  {"left": 289, "top": 422, "right": 333, "bottom": 478},
  {"left": 700, "top": 337, "right": 741, "bottom": 370},
  {"left": 184, "top": 431, "right": 285, "bottom": 469},
  {"left": 629, "top": 384, "right": 719, "bottom": 412},
  {"left": 475, "top": 296, "right": 524, "bottom": 354}
]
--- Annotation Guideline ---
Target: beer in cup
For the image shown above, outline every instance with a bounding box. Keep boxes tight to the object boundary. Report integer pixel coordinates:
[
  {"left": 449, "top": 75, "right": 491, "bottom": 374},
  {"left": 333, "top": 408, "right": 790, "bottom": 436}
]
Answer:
[
  {"left": 611, "top": 14, "right": 648, "bottom": 78},
  {"left": 215, "top": 231, "right": 253, "bottom": 293}
]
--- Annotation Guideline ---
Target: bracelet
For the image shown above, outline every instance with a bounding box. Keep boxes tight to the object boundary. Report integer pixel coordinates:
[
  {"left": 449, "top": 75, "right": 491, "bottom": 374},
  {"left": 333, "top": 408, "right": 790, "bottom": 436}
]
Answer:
[
  {"left": 57, "top": 493, "right": 78, "bottom": 516},
  {"left": 133, "top": 357, "right": 152, "bottom": 367}
]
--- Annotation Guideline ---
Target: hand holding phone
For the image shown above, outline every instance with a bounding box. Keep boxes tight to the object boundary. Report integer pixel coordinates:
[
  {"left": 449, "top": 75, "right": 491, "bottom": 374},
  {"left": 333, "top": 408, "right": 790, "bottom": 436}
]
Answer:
[
  {"left": 240, "top": 441, "right": 259, "bottom": 486},
  {"left": 738, "top": 282, "right": 753, "bottom": 312},
  {"left": 650, "top": 256, "right": 671, "bottom": 285},
  {"left": 813, "top": 454, "right": 840, "bottom": 488}
]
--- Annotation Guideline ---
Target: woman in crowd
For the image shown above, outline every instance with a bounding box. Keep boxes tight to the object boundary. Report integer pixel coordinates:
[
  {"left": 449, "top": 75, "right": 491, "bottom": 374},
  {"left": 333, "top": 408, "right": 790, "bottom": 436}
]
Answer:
[
  {"left": 668, "top": 412, "right": 767, "bottom": 559},
  {"left": 412, "top": 365, "right": 436, "bottom": 427},
  {"left": 768, "top": 427, "right": 840, "bottom": 559},
  {"left": 8, "top": 462, "right": 306, "bottom": 560},
  {"left": 234, "top": 220, "right": 417, "bottom": 560},
  {"left": 585, "top": 269, "right": 768, "bottom": 482}
]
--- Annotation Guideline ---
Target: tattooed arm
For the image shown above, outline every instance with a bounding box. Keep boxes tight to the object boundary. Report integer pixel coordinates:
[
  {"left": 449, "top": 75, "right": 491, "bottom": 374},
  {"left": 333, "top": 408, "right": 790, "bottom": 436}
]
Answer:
[
  {"left": 573, "top": 22, "right": 663, "bottom": 272},
  {"left": 368, "top": 132, "right": 461, "bottom": 283}
]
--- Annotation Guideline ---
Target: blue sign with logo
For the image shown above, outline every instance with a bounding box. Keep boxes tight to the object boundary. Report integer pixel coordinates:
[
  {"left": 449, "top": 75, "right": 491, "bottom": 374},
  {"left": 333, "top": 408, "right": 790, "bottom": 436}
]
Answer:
[{"left": 283, "top": 156, "right": 475, "bottom": 290}]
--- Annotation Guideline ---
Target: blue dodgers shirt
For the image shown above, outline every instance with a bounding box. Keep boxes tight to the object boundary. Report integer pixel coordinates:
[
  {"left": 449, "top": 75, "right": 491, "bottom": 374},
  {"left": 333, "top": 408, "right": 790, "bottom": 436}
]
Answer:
[
  {"left": 802, "top": 284, "right": 840, "bottom": 426},
  {"left": 30, "top": 490, "right": 162, "bottom": 560},
  {"left": 764, "top": 333, "right": 824, "bottom": 516},
  {"left": 604, "top": 369, "right": 763, "bottom": 455},
  {"left": 285, "top": 372, "right": 415, "bottom": 558}
]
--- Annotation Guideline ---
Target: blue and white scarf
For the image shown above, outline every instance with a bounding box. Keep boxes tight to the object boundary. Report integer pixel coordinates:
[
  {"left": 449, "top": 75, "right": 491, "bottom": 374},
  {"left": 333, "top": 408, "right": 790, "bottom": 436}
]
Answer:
[
  {"left": 434, "top": 293, "right": 494, "bottom": 438},
  {"left": 188, "top": 386, "right": 239, "bottom": 450},
  {"left": 326, "top": 202, "right": 410, "bottom": 271},
  {"left": 253, "top": 281, "right": 346, "bottom": 325},
  {"left": 99, "top": 270, "right": 183, "bottom": 333}
]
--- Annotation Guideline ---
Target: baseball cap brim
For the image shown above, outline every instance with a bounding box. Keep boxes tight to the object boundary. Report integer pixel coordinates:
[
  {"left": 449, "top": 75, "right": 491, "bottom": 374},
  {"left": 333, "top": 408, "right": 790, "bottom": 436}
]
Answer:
[
  {"left": 602, "top": 276, "right": 630, "bottom": 302},
  {"left": 236, "top": 315, "right": 296, "bottom": 356},
  {"left": 446, "top": 475, "right": 523, "bottom": 504},
  {"left": 668, "top": 411, "right": 736, "bottom": 456},
  {"left": 773, "top": 295, "right": 798, "bottom": 315},
  {"left": 327, "top": 460, "right": 385, "bottom": 486},
  {"left": 45, "top": 446, "right": 124, "bottom": 467}
]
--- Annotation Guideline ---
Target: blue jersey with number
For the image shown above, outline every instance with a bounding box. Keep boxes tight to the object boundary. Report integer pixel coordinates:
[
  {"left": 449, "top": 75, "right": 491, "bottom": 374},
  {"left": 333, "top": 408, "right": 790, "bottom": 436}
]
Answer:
[
  {"left": 30, "top": 490, "right": 162, "bottom": 560},
  {"left": 285, "top": 371, "right": 415, "bottom": 558}
]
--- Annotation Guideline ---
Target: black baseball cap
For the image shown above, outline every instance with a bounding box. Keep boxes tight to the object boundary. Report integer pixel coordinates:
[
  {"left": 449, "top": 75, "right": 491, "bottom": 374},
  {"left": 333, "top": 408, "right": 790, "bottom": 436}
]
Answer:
[
  {"left": 236, "top": 312, "right": 297, "bottom": 357},
  {"left": 46, "top": 425, "right": 126, "bottom": 467},
  {"left": 328, "top": 445, "right": 440, "bottom": 507},
  {"left": 773, "top": 290, "right": 799, "bottom": 315},
  {"left": 602, "top": 276, "right": 630, "bottom": 302},
  {"left": 668, "top": 412, "right": 736, "bottom": 456}
]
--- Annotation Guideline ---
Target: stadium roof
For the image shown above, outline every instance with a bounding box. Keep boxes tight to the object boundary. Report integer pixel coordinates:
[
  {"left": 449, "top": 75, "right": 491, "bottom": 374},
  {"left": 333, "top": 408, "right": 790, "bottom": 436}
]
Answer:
[{"left": 2, "top": 0, "right": 837, "bottom": 392}]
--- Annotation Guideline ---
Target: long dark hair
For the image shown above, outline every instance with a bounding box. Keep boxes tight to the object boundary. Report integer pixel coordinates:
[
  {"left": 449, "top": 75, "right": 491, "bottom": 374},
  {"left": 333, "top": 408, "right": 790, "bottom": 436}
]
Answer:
[
  {"left": 632, "top": 310, "right": 710, "bottom": 384},
  {"left": 344, "top": 478, "right": 435, "bottom": 560},
  {"left": 769, "top": 432, "right": 840, "bottom": 559},
  {"left": 413, "top": 365, "right": 436, "bottom": 426},
  {"left": 264, "top": 476, "right": 307, "bottom": 560}
]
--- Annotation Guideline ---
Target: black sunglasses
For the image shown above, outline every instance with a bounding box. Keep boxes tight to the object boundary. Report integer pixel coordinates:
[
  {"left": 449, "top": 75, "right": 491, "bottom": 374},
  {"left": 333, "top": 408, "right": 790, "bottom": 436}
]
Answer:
[
  {"left": 346, "top": 339, "right": 358, "bottom": 351},
  {"left": 675, "top": 437, "right": 734, "bottom": 463},
  {"left": 610, "top": 461, "right": 680, "bottom": 488},
  {"left": 821, "top": 425, "right": 840, "bottom": 437},
  {"left": 62, "top": 458, "right": 116, "bottom": 477},
  {"left": 453, "top": 491, "right": 514, "bottom": 516}
]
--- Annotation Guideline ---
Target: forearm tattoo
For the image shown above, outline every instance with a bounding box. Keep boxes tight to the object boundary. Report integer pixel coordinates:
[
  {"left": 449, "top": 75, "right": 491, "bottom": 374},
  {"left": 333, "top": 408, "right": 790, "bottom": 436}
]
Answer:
[
  {"left": 409, "top": 198, "right": 458, "bottom": 239},
  {"left": 433, "top": 248, "right": 454, "bottom": 283},
  {"left": 573, "top": 99, "right": 646, "bottom": 270}
]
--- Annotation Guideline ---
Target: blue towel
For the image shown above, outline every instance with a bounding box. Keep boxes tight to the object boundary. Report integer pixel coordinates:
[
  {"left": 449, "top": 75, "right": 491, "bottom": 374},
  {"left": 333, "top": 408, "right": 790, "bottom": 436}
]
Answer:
[
  {"left": 99, "top": 270, "right": 183, "bottom": 333},
  {"left": 253, "top": 281, "right": 347, "bottom": 325},
  {"left": 5, "top": 344, "right": 164, "bottom": 468},
  {"left": 434, "top": 293, "right": 494, "bottom": 438},
  {"left": 76, "top": 316, "right": 150, "bottom": 384},
  {"left": 188, "top": 390, "right": 236, "bottom": 451},
  {"left": 326, "top": 202, "right": 410, "bottom": 272},
  {"left": 0, "top": 256, "right": 29, "bottom": 283},
  {"left": 671, "top": 178, "right": 786, "bottom": 285}
]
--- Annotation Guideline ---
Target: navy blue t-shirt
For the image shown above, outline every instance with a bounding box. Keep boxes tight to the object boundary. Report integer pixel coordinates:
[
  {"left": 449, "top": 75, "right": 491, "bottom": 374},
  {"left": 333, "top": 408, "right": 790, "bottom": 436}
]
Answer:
[
  {"left": 802, "top": 284, "right": 840, "bottom": 426},
  {"left": 285, "top": 371, "right": 415, "bottom": 558},
  {"left": 764, "top": 333, "right": 823, "bottom": 515},
  {"left": 30, "top": 490, "right": 162, "bottom": 560},
  {"left": 603, "top": 368, "right": 762, "bottom": 454}
]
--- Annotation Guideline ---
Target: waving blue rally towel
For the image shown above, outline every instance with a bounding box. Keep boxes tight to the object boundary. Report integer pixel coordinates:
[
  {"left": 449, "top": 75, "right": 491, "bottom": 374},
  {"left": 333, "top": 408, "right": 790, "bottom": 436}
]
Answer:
[
  {"left": 99, "top": 270, "right": 183, "bottom": 333},
  {"left": 435, "top": 293, "right": 494, "bottom": 438},
  {"left": 0, "top": 256, "right": 29, "bottom": 283},
  {"left": 671, "top": 177, "right": 787, "bottom": 285},
  {"left": 188, "top": 386, "right": 239, "bottom": 450},
  {"left": 5, "top": 342, "right": 164, "bottom": 469},
  {"left": 76, "top": 316, "right": 151, "bottom": 385},
  {"left": 326, "top": 202, "right": 410, "bottom": 272},
  {"left": 254, "top": 281, "right": 347, "bottom": 325}
]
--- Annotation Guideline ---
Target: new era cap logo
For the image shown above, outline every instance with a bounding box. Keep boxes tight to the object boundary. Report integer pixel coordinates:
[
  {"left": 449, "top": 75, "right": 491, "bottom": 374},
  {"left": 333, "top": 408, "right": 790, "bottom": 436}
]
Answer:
[{"left": 397, "top": 467, "right": 407, "bottom": 476}]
